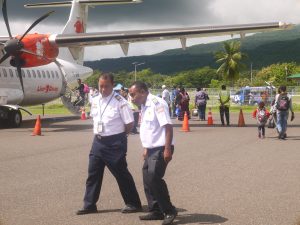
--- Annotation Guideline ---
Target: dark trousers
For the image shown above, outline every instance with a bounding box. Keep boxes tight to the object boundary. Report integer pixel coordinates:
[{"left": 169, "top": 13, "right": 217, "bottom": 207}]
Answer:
[
  {"left": 132, "top": 112, "right": 139, "bottom": 133},
  {"left": 83, "top": 133, "right": 141, "bottom": 209},
  {"left": 172, "top": 102, "right": 176, "bottom": 117},
  {"left": 258, "top": 125, "right": 265, "bottom": 136},
  {"left": 197, "top": 104, "right": 206, "bottom": 120},
  {"left": 219, "top": 106, "right": 230, "bottom": 125},
  {"left": 143, "top": 146, "right": 174, "bottom": 214}
]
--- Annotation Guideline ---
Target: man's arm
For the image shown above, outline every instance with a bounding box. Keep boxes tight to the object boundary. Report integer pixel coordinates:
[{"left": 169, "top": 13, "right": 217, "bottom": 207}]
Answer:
[
  {"left": 289, "top": 96, "right": 295, "bottom": 121},
  {"left": 163, "top": 124, "right": 173, "bottom": 164},
  {"left": 124, "top": 122, "right": 134, "bottom": 134}
]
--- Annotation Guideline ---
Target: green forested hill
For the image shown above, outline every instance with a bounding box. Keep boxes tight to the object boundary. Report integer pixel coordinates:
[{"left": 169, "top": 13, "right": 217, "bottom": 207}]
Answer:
[{"left": 84, "top": 25, "right": 300, "bottom": 74}]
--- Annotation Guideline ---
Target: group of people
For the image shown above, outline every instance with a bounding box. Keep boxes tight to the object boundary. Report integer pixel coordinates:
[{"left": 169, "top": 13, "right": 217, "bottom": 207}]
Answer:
[
  {"left": 76, "top": 74, "right": 177, "bottom": 225},
  {"left": 252, "top": 85, "right": 295, "bottom": 139},
  {"left": 75, "top": 76, "right": 295, "bottom": 225},
  {"left": 161, "top": 85, "right": 191, "bottom": 121}
]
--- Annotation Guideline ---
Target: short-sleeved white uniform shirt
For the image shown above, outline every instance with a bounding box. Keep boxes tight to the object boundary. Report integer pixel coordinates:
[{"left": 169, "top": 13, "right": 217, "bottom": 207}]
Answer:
[
  {"left": 140, "top": 93, "right": 173, "bottom": 148},
  {"left": 90, "top": 92, "right": 134, "bottom": 136}
]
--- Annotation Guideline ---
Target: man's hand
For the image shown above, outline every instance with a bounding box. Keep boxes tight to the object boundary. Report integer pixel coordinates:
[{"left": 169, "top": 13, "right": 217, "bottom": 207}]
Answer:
[
  {"left": 142, "top": 148, "right": 148, "bottom": 160},
  {"left": 163, "top": 148, "right": 173, "bottom": 164},
  {"left": 291, "top": 112, "right": 295, "bottom": 121}
]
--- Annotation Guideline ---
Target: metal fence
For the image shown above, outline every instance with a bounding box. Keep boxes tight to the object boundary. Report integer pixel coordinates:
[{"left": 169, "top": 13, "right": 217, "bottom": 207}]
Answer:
[{"left": 150, "top": 86, "right": 300, "bottom": 107}]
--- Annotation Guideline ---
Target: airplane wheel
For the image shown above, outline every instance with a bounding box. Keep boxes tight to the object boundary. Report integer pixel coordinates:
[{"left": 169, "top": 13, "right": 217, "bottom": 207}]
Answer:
[{"left": 9, "top": 109, "right": 22, "bottom": 128}]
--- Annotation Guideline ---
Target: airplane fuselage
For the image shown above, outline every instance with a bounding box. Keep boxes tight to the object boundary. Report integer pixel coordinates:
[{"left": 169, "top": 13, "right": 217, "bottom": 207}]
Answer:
[{"left": 0, "top": 59, "right": 92, "bottom": 106}]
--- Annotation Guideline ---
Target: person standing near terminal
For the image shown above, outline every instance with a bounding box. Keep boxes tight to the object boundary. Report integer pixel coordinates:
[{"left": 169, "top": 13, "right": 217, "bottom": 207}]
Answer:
[
  {"left": 170, "top": 86, "right": 178, "bottom": 118},
  {"left": 76, "top": 74, "right": 142, "bottom": 215},
  {"left": 129, "top": 81, "right": 177, "bottom": 225},
  {"left": 218, "top": 85, "right": 230, "bottom": 126},
  {"left": 275, "top": 85, "right": 295, "bottom": 139},
  {"left": 195, "top": 87, "right": 209, "bottom": 121},
  {"left": 162, "top": 85, "right": 171, "bottom": 117},
  {"left": 73, "top": 78, "right": 85, "bottom": 106}
]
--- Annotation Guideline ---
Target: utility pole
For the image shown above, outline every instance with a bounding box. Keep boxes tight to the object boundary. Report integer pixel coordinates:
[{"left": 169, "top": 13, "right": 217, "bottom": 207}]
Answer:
[
  {"left": 285, "top": 66, "right": 288, "bottom": 82},
  {"left": 132, "top": 62, "right": 145, "bottom": 81},
  {"left": 250, "top": 62, "right": 253, "bottom": 84}
]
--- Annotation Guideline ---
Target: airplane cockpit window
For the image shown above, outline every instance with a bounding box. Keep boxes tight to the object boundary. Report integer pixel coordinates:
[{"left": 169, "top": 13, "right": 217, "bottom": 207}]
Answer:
[
  {"left": 46, "top": 71, "right": 50, "bottom": 79},
  {"left": 26, "top": 70, "right": 31, "bottom": 78},
  {"left": 32, "top": 70, "right": 36, "bottom": 78},
  {"left": 9, "top": 69, "right": 13, "bottom": 78},
  {"left": 37, "top": 71, "right": 41, "bottom": 78},
  {"left": 51, "top": 71, "right": 55, "bottom": 79}
]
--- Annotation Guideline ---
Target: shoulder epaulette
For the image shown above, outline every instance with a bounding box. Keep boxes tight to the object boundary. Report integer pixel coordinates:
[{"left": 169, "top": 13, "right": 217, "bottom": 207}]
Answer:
[
  {"left": 115, "top": 95, "right": 122, "bottom": 101},
  {"left": 152, "top": 97, "right": 159, "bottom": 105}
]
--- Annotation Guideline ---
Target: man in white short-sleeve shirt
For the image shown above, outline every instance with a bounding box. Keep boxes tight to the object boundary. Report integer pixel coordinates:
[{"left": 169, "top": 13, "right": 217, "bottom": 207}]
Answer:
[
  {"left": 76, "top": 74, "right": 141, "bottom": 216},
  {"left": 129, "top": 81, "right": 177, "bottom": 225}
]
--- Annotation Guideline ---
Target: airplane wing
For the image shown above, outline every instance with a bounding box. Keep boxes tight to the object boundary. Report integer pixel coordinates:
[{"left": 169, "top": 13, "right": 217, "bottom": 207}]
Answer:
[
  {"left": 49, "top": 22, "right": 292, "bottom": 53},
  {"left": 0, "top": 22, "right": 293, "bottom": 56}
]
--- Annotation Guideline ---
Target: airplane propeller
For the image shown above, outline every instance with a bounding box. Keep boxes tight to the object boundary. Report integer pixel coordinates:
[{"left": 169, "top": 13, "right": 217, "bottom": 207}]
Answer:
[{"left": 0, "top": 0, "right": 54, "bottom": 94}]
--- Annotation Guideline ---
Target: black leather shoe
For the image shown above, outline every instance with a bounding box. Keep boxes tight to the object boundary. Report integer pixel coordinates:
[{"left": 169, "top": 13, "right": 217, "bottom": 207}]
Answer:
[
  {"left": 76, "top": 208, "right": 97, "bottom": 215},
  {"left": 121, "top": 204, "right": 142, "bottom": 213},
  {"left": 162, "top": 209, "right": 178, "bottom": 225},
  {"left": 139, "top": 211, "right": 164, "bottom": 220}
]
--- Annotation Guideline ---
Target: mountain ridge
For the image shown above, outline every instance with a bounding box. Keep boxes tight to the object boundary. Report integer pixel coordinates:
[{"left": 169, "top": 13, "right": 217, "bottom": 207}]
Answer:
[{"left": 84, "top": 25, "right": 300, "bottom": 74}]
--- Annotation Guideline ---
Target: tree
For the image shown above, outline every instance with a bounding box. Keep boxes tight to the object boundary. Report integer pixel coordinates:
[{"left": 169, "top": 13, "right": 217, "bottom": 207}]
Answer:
[{"left": 215, "top": 41, "right": 247, "bottom": 87}]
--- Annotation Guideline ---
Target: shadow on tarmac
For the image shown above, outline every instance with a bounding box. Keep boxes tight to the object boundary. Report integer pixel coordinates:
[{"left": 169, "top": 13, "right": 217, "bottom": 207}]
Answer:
[
  {"left": 267, "top": 135, "right": 300, "bottom": 141},
  {"left": 174, "top": 213, "right": 228, "bottom": 224}
]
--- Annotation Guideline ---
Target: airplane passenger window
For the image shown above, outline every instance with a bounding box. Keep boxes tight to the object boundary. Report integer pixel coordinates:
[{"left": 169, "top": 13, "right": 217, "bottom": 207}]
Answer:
[
  {"left": 37, "top": 71, "right": 41, "bottom": 78},
  {"left": 46, "top": 71, "right": 50, "bottom": 78},
  {"left": 42, "top": 71, "right": 46, "bottom": 78},
  {"left": 3, "top": 69, "right": 7, "bottom": 78},
  {"left": 21, "top": 70, "right": 25, "bottom": 78},
  {"left": 32, "top": 70, "right": 36, "bottom": 78},
  {"left": 26, "top": 70, "right": 31, "bottom": 78},
  {"left": 55, "top": 71, "right": 59, "bottom": 79},
  {"left": 51, "top": 71, "right": 55, "bottom": 79},
  {"left": 9, "top": 69, "right": 13, "bottom": 78}
]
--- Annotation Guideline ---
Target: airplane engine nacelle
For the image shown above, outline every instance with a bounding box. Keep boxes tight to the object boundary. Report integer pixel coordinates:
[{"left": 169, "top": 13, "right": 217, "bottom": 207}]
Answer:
[{"left": 13, "top": 34, "right": 59, "bottom": 68}]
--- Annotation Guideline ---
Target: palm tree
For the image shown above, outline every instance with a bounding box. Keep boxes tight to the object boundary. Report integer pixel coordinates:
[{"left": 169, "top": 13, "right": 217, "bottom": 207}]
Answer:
[{"left": 215, "top": 41, "right": 247, "bottom": 87}]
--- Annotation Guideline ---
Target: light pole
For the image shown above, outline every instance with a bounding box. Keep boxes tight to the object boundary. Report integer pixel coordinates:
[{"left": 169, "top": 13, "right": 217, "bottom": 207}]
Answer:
[
  {"left": 250, "top": 62, "right": 253, "bottom": 84},
  {"left": 132, "top": 62, "right": 145, "bottom": 81},
  {"left": 285, "top": 66, "right": 288, "bottom": 82}
]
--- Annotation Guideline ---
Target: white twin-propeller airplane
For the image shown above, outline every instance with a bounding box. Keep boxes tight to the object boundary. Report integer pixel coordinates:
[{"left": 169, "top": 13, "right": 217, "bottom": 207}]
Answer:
[{"left": 0, "top": 0, "right": 293, "bottom": 128}]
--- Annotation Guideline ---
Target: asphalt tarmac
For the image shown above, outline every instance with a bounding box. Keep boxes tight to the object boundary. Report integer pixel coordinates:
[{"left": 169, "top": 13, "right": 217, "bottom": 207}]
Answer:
[{"left": 1, "top": 112, "right": 300, "bottom": 225}]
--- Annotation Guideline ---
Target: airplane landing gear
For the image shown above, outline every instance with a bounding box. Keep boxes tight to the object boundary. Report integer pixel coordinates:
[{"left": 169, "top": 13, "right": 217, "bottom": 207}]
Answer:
[
  {"left": 9, "top": 109, "right": 22, "bottom": 128},
  {"left": 0, "top": 106, "right": 22, "bottom": 128}
]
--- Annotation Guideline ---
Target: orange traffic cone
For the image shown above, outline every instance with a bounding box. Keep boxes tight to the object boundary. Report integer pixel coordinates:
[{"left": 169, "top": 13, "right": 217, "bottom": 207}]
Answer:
[
  {"left": 32, "top": 115, "right": 42, "bottom": 136},
  {"left": 238, "top": 108, "right": 246, "bottom": 127},
  {"left": 207, "top": 108, "right": 213, "bottom": 125},
  {"left": 181, "top": 111, "right": 190, "bottom": 132},
  {"left": 81, "top": 107, "right": 87, "bottom": 120}
]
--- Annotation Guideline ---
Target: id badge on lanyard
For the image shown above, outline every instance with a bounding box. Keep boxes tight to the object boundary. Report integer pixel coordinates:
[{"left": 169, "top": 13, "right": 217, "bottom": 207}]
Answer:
[
  {"left": 97, "top": 121, "right": 104, "bottom": 133},
  {"left": 98, "top": 93, "right": 114, "bottom": 134}
]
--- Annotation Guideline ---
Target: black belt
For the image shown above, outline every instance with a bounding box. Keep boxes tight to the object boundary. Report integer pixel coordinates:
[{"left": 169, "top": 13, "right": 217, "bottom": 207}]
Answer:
[
  {"left": 147, "top": 145, "right": 174, "bottom": 151},
  {"left": 95, "top": 132, "right": 126, "bottom": 141}
]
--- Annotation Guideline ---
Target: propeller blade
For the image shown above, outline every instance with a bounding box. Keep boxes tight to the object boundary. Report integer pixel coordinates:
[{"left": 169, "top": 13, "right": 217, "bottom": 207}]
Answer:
[
  {"left": 19, "top": 11, "right": 54, "bottom": 41},
  {"left": 1, "top": 0, "right": 12, "bottom": 38},
  {"left": 0, "top": 52, "right": 10, "bottom": 64},
  {"left": 15, "top": 57, "right": 25, "bottom": 94}
]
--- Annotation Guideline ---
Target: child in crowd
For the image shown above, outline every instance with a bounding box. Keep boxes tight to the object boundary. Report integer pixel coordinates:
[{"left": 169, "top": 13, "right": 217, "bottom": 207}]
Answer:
[{"left": 252, "top": 101, "right": 270, "bottom": 138}]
